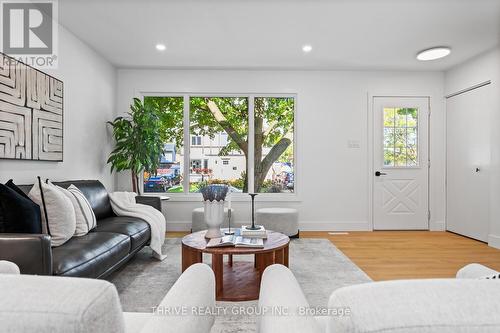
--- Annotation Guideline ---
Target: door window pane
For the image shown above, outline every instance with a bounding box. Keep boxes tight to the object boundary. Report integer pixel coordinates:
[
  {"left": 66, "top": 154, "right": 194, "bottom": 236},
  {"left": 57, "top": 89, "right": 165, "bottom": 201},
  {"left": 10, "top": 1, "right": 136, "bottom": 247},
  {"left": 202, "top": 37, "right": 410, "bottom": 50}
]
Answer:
[
  {"left": 383, "top": 108, "right": 395, "bottom": 127},
  {"left": 142, "top": 96, "right": 184, "bottom": 193},
  {"left": 189, "top": 97, "right": 249, "bottom": 193},
  {"left": 383, "top": 107, "right": 418, "bottom": 167}
]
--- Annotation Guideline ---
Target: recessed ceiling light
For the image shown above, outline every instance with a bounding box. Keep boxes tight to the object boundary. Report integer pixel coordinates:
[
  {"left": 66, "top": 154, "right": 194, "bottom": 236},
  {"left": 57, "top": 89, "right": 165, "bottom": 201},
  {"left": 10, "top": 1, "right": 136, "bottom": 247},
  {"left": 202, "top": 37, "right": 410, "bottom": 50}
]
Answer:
[
  {"left": 302, "top": 44, "right": 312, "bottom": 53},
  {"left": 416, "top": 47, "right": 451, "bottom": 61},
  {"left": 155, "top": 43, "right": 166, "bottom": 51}
]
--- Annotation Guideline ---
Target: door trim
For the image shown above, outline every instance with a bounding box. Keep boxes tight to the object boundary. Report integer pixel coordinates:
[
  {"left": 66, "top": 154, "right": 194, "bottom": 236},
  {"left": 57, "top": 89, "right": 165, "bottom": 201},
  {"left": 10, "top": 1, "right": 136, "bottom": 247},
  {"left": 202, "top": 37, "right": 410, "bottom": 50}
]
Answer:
[{"left": 367, "top": 94, "right": 431, "bottom": 231}]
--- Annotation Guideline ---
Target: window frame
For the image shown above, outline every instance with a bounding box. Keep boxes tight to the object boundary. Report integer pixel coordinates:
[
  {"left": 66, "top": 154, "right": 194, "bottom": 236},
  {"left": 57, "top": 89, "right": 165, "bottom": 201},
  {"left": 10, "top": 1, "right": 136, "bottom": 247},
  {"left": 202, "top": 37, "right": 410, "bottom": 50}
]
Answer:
[
  {"left": 140, "top": 92, "right": 299, "bottom": 202},
  {"left": 191, "top": 135, "right": 202, "bottom": 146}
]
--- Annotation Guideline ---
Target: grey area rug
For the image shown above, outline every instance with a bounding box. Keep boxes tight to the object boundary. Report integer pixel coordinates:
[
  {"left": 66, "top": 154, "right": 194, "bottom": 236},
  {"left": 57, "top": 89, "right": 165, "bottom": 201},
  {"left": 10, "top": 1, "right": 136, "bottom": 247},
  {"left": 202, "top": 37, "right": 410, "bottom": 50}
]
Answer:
[{"left": 107, "top": 238, "right": 372, "bottom": 333}]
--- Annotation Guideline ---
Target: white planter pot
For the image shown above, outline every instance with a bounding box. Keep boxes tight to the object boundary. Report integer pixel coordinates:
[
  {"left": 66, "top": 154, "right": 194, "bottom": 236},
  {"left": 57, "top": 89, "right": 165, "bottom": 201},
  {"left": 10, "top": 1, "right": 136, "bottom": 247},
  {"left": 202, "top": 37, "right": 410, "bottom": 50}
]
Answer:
[{"left": 204, "top": 200, "right": 224, "bottom": 238}]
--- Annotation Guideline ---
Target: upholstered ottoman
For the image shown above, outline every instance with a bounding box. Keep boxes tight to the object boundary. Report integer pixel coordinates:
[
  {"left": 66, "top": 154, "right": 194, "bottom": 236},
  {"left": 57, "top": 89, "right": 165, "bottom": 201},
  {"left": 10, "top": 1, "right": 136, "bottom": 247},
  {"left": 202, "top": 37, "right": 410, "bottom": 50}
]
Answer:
[
  {"left": 256, "top": 208, "right": 299, "bottom": 237},
  {"left": 191, "top": 207, "right": 235, "bottom": 232}
]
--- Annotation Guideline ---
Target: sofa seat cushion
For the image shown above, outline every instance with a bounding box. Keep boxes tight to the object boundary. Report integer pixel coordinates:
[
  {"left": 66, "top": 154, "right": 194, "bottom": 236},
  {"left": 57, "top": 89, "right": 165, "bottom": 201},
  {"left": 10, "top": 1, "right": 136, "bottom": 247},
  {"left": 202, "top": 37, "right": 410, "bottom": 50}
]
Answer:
[
  {"left": 93, "top": 216, "right": 150, "bottom": 252},
  {"left": 52, "top": 232, "right": 130, "bottom": 278}
]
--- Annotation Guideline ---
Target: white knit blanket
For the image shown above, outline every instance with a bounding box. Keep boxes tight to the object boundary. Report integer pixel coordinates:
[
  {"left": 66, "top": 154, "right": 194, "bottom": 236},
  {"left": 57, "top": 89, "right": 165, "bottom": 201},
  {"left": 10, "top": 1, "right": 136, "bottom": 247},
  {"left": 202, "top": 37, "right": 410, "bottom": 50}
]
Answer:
[{"left": 109, "top": 192, "right": 166, "bottom": 260}]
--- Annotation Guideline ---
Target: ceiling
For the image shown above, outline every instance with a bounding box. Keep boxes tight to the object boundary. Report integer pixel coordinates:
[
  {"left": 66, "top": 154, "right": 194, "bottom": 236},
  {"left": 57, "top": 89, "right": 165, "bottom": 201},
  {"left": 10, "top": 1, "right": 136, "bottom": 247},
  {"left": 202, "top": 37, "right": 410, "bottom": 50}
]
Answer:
[{"left": 58, "top": 0, "right": 500, "bottom": 71}]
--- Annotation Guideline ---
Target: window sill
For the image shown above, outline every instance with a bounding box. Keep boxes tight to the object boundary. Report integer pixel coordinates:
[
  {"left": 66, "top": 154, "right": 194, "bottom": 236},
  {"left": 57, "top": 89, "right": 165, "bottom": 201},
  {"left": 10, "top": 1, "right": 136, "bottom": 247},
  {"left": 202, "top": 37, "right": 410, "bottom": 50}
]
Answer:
[{"left": 139, "top": 193, "right": 302, "bottom": 202}]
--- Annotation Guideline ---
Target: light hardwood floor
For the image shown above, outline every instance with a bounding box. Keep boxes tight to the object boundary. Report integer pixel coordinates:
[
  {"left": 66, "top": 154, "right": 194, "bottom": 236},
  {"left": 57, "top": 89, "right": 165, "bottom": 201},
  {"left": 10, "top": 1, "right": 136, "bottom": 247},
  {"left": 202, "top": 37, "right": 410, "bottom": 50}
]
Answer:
[
  {"left": 302, "top": 231, "right": 500, "bottom": 281},
  {"left": 167, "top": 231, "right": 500, "bottom": 281}
]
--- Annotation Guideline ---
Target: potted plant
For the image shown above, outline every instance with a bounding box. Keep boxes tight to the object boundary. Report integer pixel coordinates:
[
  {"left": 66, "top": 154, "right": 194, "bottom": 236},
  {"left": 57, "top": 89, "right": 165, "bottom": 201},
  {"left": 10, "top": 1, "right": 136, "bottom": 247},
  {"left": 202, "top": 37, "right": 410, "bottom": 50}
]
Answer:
[{"left": 107, "top": 98, "right": 164, "bottom": 193}]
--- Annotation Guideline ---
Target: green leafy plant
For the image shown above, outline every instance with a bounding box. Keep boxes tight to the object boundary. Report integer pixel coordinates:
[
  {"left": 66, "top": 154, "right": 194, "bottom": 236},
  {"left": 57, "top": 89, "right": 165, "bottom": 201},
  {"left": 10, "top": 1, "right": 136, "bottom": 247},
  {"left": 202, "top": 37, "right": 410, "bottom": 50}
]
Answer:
[{"left": 107, "top": 98, "right": 164, "bottom": 192}]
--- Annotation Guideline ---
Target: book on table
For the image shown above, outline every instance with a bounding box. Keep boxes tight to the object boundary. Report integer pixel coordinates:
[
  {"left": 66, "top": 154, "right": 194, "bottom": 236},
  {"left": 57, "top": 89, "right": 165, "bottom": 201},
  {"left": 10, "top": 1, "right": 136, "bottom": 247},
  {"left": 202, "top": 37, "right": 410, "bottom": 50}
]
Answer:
[
  {"left": 206, "top": 235, "right": 264, "bottom": 248},
  {"left": 221, "top": 227, "right": 268, "bottom": 239}
]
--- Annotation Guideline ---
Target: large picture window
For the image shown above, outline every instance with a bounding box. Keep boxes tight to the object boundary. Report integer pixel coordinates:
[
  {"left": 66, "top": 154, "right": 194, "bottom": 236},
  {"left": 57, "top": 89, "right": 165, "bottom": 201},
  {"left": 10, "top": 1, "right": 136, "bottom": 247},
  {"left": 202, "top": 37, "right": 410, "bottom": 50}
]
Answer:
[
  {"left": 142, "top": 94, "right": 295, "bottom": 195},
  {"left": 254, "top": 97, "right": 294, "bottom": 193},
  {"left": 142, "top": 96, "right": 184, "bottom": 193},
  {"left": 189, "top": 97, "right": 249, "bottom": 193}
]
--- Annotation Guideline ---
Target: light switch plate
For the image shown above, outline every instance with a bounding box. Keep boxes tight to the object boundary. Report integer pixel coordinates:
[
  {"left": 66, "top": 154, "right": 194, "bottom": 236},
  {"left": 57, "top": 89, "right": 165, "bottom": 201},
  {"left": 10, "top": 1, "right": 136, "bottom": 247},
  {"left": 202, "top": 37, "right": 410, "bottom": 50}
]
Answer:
[{"left": 348, "top": 140, "right": 360, "bottom": 148}]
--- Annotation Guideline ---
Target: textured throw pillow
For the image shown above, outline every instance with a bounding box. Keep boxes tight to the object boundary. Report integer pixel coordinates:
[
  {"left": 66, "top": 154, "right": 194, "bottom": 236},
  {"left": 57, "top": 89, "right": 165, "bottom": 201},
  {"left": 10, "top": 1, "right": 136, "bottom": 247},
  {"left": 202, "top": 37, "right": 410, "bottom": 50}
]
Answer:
[
  {"left": 55, "top": 184, "right": 90, "bottom": 236},
  {"left": 481, "top": 274, "right": 500, "bottom": 279},
  {"left": 28, "top": 181, "right": 76, "bottom": 247},
  {"left": 67, "top": 184, "right": 97, "bottom": 231},
  {"left": 0, "top": 184, "right": 42, "bottom": 234}
]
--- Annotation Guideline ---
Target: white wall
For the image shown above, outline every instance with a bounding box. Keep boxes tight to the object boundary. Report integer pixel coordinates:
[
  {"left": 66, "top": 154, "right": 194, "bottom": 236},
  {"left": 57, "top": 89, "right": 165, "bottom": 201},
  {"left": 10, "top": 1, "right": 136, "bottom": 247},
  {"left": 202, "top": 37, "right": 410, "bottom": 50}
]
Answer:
[
  {"left": 116, "top": 69, "right": 445, "bottom": 231},
  {"left": 445, "top": 46, "right": 500, "bottom": 248},
  {"left": 0, "top": 26, "right": 117, "bottom": 190}
]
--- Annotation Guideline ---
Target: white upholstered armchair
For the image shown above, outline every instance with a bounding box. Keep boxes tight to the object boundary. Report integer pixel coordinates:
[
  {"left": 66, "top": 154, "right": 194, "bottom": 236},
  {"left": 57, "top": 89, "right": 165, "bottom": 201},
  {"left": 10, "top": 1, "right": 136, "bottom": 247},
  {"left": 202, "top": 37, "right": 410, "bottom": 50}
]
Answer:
[
  {"left": 0, "top": 260, "right": 21, "bottom": 274},
  {"left": 258, "top": 263, "right": 500, "bottom": 333},
  {"left": 0, "top": 262, "right": 215, "bottom": 333}
]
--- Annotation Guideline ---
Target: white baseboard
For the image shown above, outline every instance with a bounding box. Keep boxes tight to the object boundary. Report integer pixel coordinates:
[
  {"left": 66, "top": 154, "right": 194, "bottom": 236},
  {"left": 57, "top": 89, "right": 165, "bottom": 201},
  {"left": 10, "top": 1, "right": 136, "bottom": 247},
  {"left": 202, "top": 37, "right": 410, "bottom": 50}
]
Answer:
[
  {"left": 298, "top": 221, "right": 371, "bottom": 231},
  {"left": 488, "top": 234, "right": 500, "bottom": 249},
  {"left": 166, "top": 221, "right": 192, "bottom": 232},
  {"left": 429, "top": 220, "right": 445, "bottom": 231},
  {"left": 166, "top": 220, "right": 371, "bottom": 232}
]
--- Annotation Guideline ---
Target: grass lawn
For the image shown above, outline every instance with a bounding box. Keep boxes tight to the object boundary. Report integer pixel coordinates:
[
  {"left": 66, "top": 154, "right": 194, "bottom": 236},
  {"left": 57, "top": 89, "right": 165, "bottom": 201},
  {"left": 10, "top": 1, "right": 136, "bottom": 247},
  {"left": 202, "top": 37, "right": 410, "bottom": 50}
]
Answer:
[{"left": 167, "top": 184, "right": 200, "bottom": 193}]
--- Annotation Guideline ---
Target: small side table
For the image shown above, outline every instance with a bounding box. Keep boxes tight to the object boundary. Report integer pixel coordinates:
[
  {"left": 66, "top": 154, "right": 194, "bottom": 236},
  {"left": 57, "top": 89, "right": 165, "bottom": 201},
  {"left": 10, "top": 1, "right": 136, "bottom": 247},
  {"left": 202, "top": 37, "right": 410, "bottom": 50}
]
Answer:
[
  {"left": 136, "top": 195, "right": 170, "bottom": 212},
  {"left": 181, "top": 230, "right": 290, "bottom": 301}
]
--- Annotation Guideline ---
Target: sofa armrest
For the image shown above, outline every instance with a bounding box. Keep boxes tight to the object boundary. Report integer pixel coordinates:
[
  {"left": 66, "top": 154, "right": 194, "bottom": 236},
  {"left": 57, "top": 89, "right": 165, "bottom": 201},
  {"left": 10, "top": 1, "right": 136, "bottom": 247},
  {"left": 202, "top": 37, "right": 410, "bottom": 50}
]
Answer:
[
  {"left": 0, "top": 234, "right": 52, "bottom": 275},
  {"left": 135, "top": 196, "right": 162, "bottom": 212},
  {"left": 0, "top": 261, "right": 20, "bottom": 274},
  {"left": 137, "top": 263, "right": 215, "bottom": 333},
  {"left": 456, "top": 263, "right": 500, "bottom": 279},
  {"left": 258, "top": 264, "right": 323, "bottom": 333}
]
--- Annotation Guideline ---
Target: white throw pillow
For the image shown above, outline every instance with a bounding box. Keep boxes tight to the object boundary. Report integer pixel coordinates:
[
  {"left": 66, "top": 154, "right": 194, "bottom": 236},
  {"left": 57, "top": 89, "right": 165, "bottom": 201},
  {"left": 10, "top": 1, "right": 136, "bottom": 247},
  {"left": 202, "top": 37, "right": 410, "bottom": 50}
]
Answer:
[
  {"left": 67, "top": 184, "right": 97, "bottom": 231},
  {"left": 28, "top": 181, "right": 76, "bottom": 247},
  {"left": 55, "top": 184, "right": 89, "bottom": 237}
]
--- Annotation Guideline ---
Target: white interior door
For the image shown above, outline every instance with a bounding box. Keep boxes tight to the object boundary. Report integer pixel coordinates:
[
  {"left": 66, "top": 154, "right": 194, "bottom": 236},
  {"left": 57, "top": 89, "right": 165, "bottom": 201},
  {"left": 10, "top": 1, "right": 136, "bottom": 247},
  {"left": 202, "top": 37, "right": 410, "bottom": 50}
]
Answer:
[
  {"left": 446, "top": 85, "right": 491, "bottom": 241},
  {"left": 373, "top": 97, "right": 429, "bottom": 230}
]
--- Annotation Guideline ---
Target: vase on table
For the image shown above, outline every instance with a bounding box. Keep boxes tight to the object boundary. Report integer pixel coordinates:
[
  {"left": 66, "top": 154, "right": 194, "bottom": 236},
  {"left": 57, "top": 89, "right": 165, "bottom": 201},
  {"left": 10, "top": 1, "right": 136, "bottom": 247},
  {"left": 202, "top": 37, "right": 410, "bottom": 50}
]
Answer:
[
  {"left": 200, "top": 184, "right": 230, "bottom": 239},
  {"left": 204, "top": 200, "right": 225, "bottom": 238}
]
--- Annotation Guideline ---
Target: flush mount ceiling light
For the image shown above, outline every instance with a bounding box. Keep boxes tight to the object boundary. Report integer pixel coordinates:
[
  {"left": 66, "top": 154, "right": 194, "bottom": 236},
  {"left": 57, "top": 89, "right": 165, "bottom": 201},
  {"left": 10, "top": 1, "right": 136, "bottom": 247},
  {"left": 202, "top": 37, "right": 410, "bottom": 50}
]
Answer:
[
  {"left": 302, "top": 44, "right": 312, "bottom": 53},
  {"left": 416, "top": 47, "right": 451, "bottom": 61},
  {"left": 155, "top": 43, "right": 166, "bottom": 51}
]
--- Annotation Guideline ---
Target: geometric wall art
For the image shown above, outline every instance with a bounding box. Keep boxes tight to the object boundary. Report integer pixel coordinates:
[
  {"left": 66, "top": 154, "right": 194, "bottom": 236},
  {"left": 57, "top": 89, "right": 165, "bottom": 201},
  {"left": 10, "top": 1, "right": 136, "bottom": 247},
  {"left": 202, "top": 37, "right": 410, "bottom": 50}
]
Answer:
[{"left": 0, "top": 52, "right": 63, "bottom": 161}]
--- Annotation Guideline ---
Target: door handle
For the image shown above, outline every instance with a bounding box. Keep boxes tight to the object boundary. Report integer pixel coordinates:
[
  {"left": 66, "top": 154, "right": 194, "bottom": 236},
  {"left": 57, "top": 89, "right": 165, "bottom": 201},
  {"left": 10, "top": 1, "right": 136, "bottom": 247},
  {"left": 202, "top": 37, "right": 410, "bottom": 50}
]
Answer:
[{"left": 375, "top": 171, "right": 387, "bottom": 177}]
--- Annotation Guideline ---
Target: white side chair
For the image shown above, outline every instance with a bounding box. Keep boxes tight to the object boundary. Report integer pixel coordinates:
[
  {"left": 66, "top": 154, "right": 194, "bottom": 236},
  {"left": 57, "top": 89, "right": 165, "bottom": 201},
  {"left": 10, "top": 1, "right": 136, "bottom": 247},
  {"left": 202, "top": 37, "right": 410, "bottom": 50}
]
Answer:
[
  {"left": 258, "top": 263, "right": 500, "bottom": 333},
  {"left": 0, "top": 260, "right": 20, "bottom": 274},
  {"left": 0, "top": 262, "right": 215, "bottom": 333}
]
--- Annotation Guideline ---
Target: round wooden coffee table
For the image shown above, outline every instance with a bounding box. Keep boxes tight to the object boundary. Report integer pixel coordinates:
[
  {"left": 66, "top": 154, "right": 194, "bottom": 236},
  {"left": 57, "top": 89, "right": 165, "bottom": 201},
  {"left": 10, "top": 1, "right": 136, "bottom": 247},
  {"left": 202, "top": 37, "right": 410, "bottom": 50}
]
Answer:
[{"left": 181, "top": 230, "right": 290, "bottom": 301}]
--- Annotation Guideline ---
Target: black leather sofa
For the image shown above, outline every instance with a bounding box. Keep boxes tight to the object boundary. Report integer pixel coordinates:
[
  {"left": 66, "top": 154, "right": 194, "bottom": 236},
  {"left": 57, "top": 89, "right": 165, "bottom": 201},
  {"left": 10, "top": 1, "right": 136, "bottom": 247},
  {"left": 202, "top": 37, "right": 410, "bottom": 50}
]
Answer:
[{"left": 0, "top": 180, "right": 160, "bottom": 278}]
